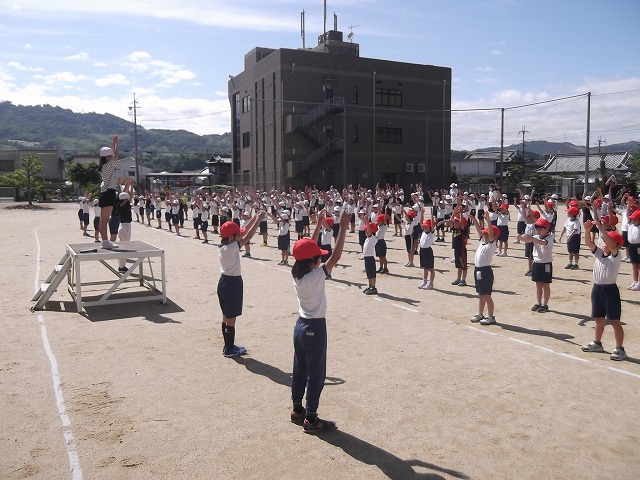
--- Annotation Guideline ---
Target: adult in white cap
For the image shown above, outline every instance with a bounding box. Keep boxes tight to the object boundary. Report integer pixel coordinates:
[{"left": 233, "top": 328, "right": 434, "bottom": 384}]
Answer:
[{"left": 97, "top": 135, "right": 123, "bottom": 249}]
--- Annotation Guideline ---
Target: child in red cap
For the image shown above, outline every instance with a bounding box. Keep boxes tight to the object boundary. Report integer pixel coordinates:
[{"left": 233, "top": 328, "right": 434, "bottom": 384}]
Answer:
[
  {"left": 626, "top": 206, "right": 640, "bottom": 290},
  {"left": 217, "top": 212, "right": 266, "bottom": 358},
  {"left": 289, "top": 209, "right": 350, "bottom": 433},
  {"left": 559, "top": 206, "right": 582, "bottom": 269},
  {"left": 581, "top": 218, "right": 627, "bottom": 361},
  {"left": 363, "top": 222, "right": 380, "bottom": 295},
  {"left": 518, "top": 217, "right": 554, "bottom": 313},
  {"left": 469, "top": 212, "right": 498, "bottom": 324},
  {"left": 447, "top": 206, "right": 469, "bottom": 287},
  {"left": 418, "top": 219, "right": 436, "bottom": 289},
  {"left": 374, "top": 213, "right": 389, "bottom": 274},
  {"left": 403, "top": 209, "right": 419, "bottom": 267}
]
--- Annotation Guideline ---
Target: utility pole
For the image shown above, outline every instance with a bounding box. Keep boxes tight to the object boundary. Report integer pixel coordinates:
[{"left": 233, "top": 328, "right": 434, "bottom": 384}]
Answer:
[
  {"left": 597, "top": 136, "right": 607, "bottom": 184},
  {"left": 518, "top": 125, "right": 529, "bottom": 180},
  {"left": 128, "top": 94, "right": 140, "bottom": 186}
]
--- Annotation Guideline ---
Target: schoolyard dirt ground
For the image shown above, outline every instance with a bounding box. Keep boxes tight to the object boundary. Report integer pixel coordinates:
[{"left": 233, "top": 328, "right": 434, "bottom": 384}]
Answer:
[{"left": 1, "top": 201, "right": 639, "bottom": 480}]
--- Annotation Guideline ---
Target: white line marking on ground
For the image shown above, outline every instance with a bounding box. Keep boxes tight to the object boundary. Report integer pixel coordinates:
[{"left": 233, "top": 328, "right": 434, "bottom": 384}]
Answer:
[
  {"left": 34, "top": 229, "right": 83, "bottom": 480},
  {"left": 390, "top": 303, "right": 419, "bottom": 313},
  {"left": 465, "top": 326, "right": 640, "bottom": 382}
]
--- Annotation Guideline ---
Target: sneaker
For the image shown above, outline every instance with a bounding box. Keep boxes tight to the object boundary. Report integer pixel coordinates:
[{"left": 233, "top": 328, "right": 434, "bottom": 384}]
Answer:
[
  {"left": 223, "top": 345, "right": 247, "bottom": 358},
  {"left": 451, "top": 279, "right": 460, "bottom": 286},
  {"left": 571, "top": 264, "right": 579, "bottom": 270},
  {"left": 513, "top": 239, "right": 521, "bottom": 244},
  {"left": 610, "top": 347, "right": 628, "bottom": 361},
  {"left": 260, "top": 242, "right": 267, "bottom": 247},
  {"left": 363, "top": 287, "right": 371, "bottom": 293},
  {"left": 376, "top": 267, "right": 384, "bottom": 273},
  {"left": 406, "top": 262, "right": 414, "bottom": 267},
  {"left": 102, "top": 241, "right": 118, "bottom": 249},
  {"left": 380, "top": 268, "right": 389, "bottom": 274},
  {"left": 537, "top": 304, "right": 549, "bottom": 313},
  {"left": 631, "top": 284, "right": 640, "bottom": 291},
  {"left": 365, "top": 287, "right": 378, "bottom": 295},
  {"left": 418, "top": 281, "right": 428, "bottom": 289},
  {"left": 581, "top": 341, "right": 604, "bottom": 353},
  {"left": 470, "top": 314, "right": 484, "bottom": 323},
  {"left": 480, "top": 316, "right": 496, "bottom": 325},
  {"left": 524, "top": 270, "right": 532, "bottom": 276},
  {"left": 623, "top": 256, "right": 630, "bottom": 262},
  {"left": 242, "top": 253, "right": 251, "bottom": 257},
  {"left": 202, "top": 240, "right": 209, "bottom": 244},
  {"left": 118, "top": 267, "right": 128, "bottom": 272},
  {"left": 565, "top": 263, "right": 573, "bottom": 269},
  {"left": 626, "top": 282, "right": 637, "bottom": 290},
  {"left": 291, "top": 410, "right": 306, "bottom": 425},
  {"left": 458, "top": 280, "right": 467, "bottom": 287},
  {"left": 303, "top": 417, "right": 337, "bottom": 434},
  {"left": 424, "top": 282, "right": 434, "bottom": 290},
  {"left": 531, "top": 303, "right": 542, "bottom": 311}
]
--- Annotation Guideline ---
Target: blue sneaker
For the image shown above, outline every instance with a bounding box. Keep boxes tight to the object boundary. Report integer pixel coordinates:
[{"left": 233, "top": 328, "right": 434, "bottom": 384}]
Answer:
[{"left": 223, "top": 345, "right": 247, "bottom": 358}]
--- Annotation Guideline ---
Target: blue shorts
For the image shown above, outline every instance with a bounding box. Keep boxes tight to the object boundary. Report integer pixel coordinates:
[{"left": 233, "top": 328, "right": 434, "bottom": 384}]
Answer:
[
  {"left": 532, "top": 262, "right": 552, "bottom": 283},
  {"left": 82, "top": 212, "right": 89, "bottom": 225},
  {"left": 419, "top": 247, "right": 434, "bottom": 269},
  {"left": 259, "top": 220, "right": 268, "bottom": 234},
  {"left": 591, "top": 283, "right": 621, "bottom": 320},
  {"left": 567, "top": 234, "right": 581, "bottom": 254},
  {"left": 375, "top": 239, "right": 387, "bottom": 257},
  {"left": 108, "top": 215, "right": 120, "bottom": 235},
  {"left": 278, "top": 232, "right": 290, "bottom": 252},
  {"left": 498, "top": 225, "right": 509, "bottom": 242},
  {"left": 217, "top": 274, "right": 243, "bottom": 318},
  {"left": 364, "top": 256, "right": 377, "bottom": 279},
  {"left": 200, "top": 221, "right": 208, "bottom": 232},
  {"left": 629, "top": 243, "right": 640, "bottom": 264},
  {"left": 358, "top": 230, "right": 367, "bottom": 247},
  {"left": 172, "top": 214, "right": 179, "bottom": 225},
  {"left": 474, "top": 266, "right": 494, "bottom": 296},
  {"left": 93, "top": 217, "right": 100, "bottom": 230},
  {"left": 295, "top": 220, "right": 304, "bottom": 233}
]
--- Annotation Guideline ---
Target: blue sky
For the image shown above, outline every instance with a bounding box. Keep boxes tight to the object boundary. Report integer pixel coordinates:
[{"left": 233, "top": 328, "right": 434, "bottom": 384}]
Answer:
[{"left": 1, "top": 0, "right": 639, "bottom": 150}]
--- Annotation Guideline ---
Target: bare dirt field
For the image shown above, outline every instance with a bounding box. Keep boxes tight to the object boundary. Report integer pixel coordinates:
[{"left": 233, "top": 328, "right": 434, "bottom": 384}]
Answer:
[{"left": 2, "top": 201, "right": 639, "bottom": 480}]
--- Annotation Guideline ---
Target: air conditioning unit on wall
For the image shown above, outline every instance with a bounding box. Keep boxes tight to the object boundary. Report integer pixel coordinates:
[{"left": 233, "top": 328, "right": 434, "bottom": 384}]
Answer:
[
  {"left": 417, "top": 163, "right": 426, "bottom": 173},
  {"left": 405, "top": 163, "right": 414, "bottom": 173}
]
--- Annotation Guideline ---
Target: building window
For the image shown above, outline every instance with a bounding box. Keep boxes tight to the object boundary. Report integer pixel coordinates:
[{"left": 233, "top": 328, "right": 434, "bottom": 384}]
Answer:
[
  {"left": 376, "top": 127, "right": 402, "bottom": 144},
  {"left": 242, "top": 132, "right": 251, "bottom": 148},
  {"left": 352, "top": 126, "right": 359, "bottom": 143},
  {"left": 376, "top": 88, "right": 403, "bottom": 107},
  {"left": 242, "top": 95, "right": 251, "bottom": 113},
  {"left": 352, "top": 86, "right": 359, "bottom": 104}
]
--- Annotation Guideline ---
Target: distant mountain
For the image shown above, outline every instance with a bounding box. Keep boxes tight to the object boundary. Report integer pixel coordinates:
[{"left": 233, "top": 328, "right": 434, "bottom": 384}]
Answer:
[
  {"left": 0, "top": 101, "right": 231, "bottom": 171},
  {"left": 473, "top": 140, "right": 639, "bottom": 157}
]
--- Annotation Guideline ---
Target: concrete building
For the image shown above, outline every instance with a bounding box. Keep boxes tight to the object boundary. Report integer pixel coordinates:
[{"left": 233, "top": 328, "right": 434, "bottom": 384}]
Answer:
[{"left": 228, "top": 29, "right": 451, "bottom": 191}]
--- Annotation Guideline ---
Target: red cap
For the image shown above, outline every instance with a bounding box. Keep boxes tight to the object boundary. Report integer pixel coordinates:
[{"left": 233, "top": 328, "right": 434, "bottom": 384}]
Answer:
[
  {"left": 569, "top": 200, "right": 579, "bottom": 208},
  {"left": 545, "top": 201, "right": 555, "bottom": 207},
  {"left": 376, "top": 214, "right": 386, "bottom": 224},
  {"left": 535, "top": 218, "right": 550, "bottom": 229},
  {"left": 532, "top": 210, "right": 541, "bottom": 219},
  {"left": 629, "top": 210, "right": 640, "bottom": 221},
  {"left": 566, "top": 207, "right": 579, "bottom": 217},
  {"left": 602, "top": 214, "right": 619, "bottom": 226},
  {"left": 292, "top": 237, "right": 328, "bottom": 260},
  {"left": 368, "top": 222, "right": 378, "bottom": 233},
  {"left": 406, "top": 210, "right": 416, "bottom": 218},
  {"left": 483, "top": 225, "right": 500, "bottom": 237},
  {"left": 324, "top": 217, "right": 334, "bottom": 227},
  {"left": 422, "top": 219, "right": 433, "bottom": 228},
  {"left": 608, "top": 231, "right": 624, "bottom": 246},
  {"left": 220, "top": 221, "right": 245, "bottom": 239}
]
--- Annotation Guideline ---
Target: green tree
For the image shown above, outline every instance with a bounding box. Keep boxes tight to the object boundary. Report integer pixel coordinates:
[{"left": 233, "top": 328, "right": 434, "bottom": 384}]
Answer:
[
  {"left": 67, "top": 162, "right": 100, "bottom": 188},
  {"left": 0, "top": 154, "right": 49, "bottom": 205}
]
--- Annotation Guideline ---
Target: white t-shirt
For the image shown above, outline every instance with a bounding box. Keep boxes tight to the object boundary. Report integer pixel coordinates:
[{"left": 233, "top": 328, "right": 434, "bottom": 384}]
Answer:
[
  {"left": 363, "top": 234, "right": 378, "bottom": 257},
  {"left": 475, "top": 239, "right": 497, "bottom": 268},
  {"left": 564, "top": 218, "right": 581, "bottom": 239},
  {"left": 219, "top": 241, "right": 241, "bottom": 276},
  {"left": 419, "top": 231, "right": 435, "bottom": 249},
  {"left": 592, "top": 247, "right": 622, "bottom": 285},
  {"left": 294, "top": 267, "right": 327, "bottom": 319},
  {"left": 533, "top": 234, "right": 554, "bottom": 263}
]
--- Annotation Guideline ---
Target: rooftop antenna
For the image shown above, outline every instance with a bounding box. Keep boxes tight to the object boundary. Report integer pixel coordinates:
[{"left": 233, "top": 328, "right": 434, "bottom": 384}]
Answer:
[
  {"left": 323, "top": 0, "right": 327, "bottom": 38},
  {"left": 347, "top": 24, "right": 360, "bottom": 42},
  {"left": 300, "top": 9, "right": 305, "bottom": 48},
  {"left": 334, "top": 12, "right": 337, "bottom": 31}
]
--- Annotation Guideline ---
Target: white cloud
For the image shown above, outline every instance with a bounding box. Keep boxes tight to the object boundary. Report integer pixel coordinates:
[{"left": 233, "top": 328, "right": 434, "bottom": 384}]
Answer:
[
  {"left": 65, "top": 52, "right": 88, "bottom": 61},
  {"left": 490, "top": 49, "right": 503, "bottom": 56},
  {"left": 7, "top": 61, "right": 43, "bottom": 72},
  {"left": 36, "top": 71, "right": 89, "bottom": 86},
  {"left": 24, "top": 43, "right": 32, "bottom": 49},
  {"left": 95, "top": 73, "right": 129, "bottom": 87}
]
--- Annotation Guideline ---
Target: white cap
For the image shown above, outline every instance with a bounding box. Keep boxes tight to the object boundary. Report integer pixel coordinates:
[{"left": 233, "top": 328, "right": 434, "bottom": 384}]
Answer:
[
  {"left": 93, "top": 199, "right": 99, "bottom": 205},
  {"left": 99, "top": 147, "right": 114, "bottom": 157},
  {"left": 118, "top": 192, "right": 129, "bottom": 200},
  {"left": 173, "top": 199, "right": 179, "bottom": 204},
  {"left": 280, "top": 214, "right": 289, "bottom": 220},
  {"left": 502, "top": 193, "right": 507, "bottom": 198},
  {"left": 524, "top": 195, "right": 530, "bottom": 200},
  {"left": 551, "top": 194, "right": 558, "bottom": 199},
  {"left": 584, "top": 195, "right": 592, "bottom": 201}
]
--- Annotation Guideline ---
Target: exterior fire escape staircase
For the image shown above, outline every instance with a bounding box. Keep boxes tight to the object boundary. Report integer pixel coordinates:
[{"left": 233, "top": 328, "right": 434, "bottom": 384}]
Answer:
[{"left": 286, "top": 97, "right": 345, "bottom": 177}]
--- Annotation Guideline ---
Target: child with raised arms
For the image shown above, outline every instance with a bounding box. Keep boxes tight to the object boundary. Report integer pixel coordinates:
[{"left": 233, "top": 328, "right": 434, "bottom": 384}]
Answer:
[
  {"left": 469, "top": 212, "right": 498, "bottom": 325},
  {"left": 290, "top": 209, "right": 350, "bottom": 433}
]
